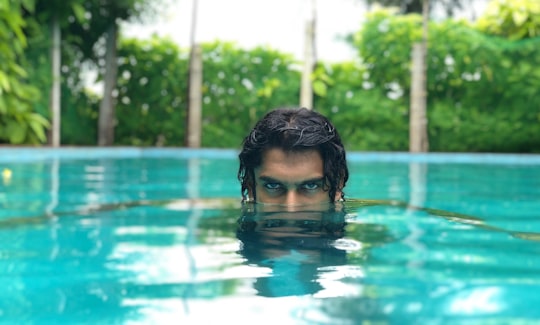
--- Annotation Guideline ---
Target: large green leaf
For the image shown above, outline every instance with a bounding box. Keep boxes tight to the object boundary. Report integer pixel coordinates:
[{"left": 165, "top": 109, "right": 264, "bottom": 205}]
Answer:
[
  {"left": 28, "top": 113, "right": 50, "bottom": 142},
  {"left": 6, "top": 120, "right": 27, "bottom": 144},
  {"left": 0, "top": 71, "right": 10, "bottom": 92}
]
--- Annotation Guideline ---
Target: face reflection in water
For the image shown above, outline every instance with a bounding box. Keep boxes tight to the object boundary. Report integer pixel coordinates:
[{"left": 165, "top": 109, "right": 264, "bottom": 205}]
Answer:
[{"left": 236, "top": 202, "right": 348, "bottom": 297}]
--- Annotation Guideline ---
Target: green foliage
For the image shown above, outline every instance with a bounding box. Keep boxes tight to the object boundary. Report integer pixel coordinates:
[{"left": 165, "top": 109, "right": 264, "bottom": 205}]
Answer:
[
  {"left": 113, "top": 39, "right": 302, "bottom": 147},
  {"left": 353, "top": 8, "right": 422, "bottom": 98},
  {"left": 67, "top": 29, "right": 539, "bottom": 152},
  {"left": 60, "top": 87, "right": 99, "bottom": 145},
  {"left": 429, "top": 100, "right": 540, "bottom": 152},
  {"left": 12, "top": 2, "right": 540, "bottom": 152},
  {"left": 352, "top": 8, "right": 540, "bottom": 152},
  {"left": 32, "top": 0, "right": 87, "bottom": 25},
  {"left": 199, "top": 42, "right": 300, "bottom": 147},
  {"left": 315, "top": 62, "right": 409, "bottom": 151},
  {"left": 115, "top": 36, "right": 188, "bottom": 146},
  {"left": 19, "top": 0, "right": 164, "bottom": 146},
  {"left": 67, "top": 0, "right": 161, "bottom": 62},
  {"left": 22, "top": 0, "right": 101, "bottom": 145},
  {"left": 0, "top": 0, "right": 50, "bottom": 145},
  {"left": 108, "top": 37, "right": 411, "bottom": 150},
  {"left": 476, "top": 0, "right": 540, "bottom": 40}
]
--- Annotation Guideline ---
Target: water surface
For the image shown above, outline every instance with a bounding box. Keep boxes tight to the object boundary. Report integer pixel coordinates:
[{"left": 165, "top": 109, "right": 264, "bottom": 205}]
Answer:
[{"left": 1, "top": 153, "right": 539, "bottom": 324}]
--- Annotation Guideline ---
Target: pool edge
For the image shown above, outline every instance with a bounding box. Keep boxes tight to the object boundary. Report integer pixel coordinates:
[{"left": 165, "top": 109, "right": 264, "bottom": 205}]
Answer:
[{"left": 1, "top": 147, "right": 540, "bottom": 164}]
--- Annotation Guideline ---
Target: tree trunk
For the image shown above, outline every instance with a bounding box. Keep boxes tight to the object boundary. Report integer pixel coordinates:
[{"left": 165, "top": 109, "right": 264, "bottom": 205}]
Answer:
[
  {"left": 185, "top": 0, "right": 203, "bottom": 147},
  {"left": 300, "top": 0, "right": 316, "bottom": 109},
  {"left": 98, "top": 22, "right": 118, "bottom": 146},
  {"left": 185, "top": 45, "right": 203, "bottom": 148},
  {"left": 409, "top": 44, "right": 428, "bottom": 152},
  {"left": 409, "top": 0, "right": 429, "bottom": 152},
  {"left": 50, "top": 13, "right": 61, "bottom": 147}
]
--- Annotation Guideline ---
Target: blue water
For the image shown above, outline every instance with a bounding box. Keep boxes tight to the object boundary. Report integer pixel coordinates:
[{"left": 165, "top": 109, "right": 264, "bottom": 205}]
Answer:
[{"left": 1, "top": 150, "right": 540, "bottom": 324}]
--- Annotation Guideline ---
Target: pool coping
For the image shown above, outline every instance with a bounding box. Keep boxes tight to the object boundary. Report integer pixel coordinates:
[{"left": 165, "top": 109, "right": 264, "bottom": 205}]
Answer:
[{"left": 1, "top": 147, "right": 540, "bottom": 164}]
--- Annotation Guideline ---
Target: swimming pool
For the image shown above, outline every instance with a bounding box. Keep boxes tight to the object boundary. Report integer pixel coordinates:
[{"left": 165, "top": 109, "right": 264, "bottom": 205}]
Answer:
[{"left": 1, "top": 148, "right": 540, "bottom": 324}]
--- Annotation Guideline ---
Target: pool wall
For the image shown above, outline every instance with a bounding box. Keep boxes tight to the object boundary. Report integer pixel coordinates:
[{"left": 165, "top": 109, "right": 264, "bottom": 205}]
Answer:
[{"left": 1, "top": 147, "right": 540, "bottom": 164}]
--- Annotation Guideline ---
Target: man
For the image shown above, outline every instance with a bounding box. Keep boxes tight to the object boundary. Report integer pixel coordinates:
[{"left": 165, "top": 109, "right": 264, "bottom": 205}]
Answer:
[{"left": 238, "top": 107, "right": 349, "bottom": 205}]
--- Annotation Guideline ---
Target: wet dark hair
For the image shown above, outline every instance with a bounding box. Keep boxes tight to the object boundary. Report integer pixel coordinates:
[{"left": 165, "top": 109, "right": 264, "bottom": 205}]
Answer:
[{"left": 238, "top": 107, "right": 349, "bottom": 202}]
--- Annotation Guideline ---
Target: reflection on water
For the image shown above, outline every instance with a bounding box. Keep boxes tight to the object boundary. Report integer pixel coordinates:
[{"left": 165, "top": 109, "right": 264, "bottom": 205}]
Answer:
[
  {"left": 2, "top": 197, "right": 540, "bottom": 323},
  {"left": 232, "top": 203, "right": 402, "bottom": 323},
  {"left": 236, "top": 203, "right": 391, "bottom": 298},
  {"left": 2, "top": 157, "right": 540, "bottom": 324}
]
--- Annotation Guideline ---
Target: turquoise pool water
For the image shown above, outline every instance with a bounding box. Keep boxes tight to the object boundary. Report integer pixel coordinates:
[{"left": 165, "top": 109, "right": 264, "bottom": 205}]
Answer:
[{"left": 1, "top": 149, "right": 540, "bottom": 324}]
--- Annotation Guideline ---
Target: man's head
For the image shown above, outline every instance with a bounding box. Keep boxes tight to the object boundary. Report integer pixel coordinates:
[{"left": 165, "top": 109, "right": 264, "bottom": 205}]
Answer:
[{"left": 238, "top": 107, "right": 348, "bottom": 205}]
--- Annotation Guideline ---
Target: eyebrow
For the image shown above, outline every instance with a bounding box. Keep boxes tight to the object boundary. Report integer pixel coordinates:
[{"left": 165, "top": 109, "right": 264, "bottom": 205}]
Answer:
[{"left": 258, "top": 176, "right": 325, "bottom": 186}]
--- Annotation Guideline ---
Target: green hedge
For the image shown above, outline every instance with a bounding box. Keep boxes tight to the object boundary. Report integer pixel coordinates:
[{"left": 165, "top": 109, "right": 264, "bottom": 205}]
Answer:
[{"left": 353, "top": 9, "right": 540, "bottom": 152}]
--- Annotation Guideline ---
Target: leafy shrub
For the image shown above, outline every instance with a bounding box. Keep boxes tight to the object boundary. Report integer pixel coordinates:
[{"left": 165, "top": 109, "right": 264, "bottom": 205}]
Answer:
[
  {"left": 0, "top": 0, "right": 49, "bottom": 145},
  {"left": 18, "top": 4, "right": 540, "bottom": 152},
  {"left": 115, "top": 36, "right": 188, "bottom": 146},
  {"left": 315, "top": 62, "right": 409, "bottom": 151},
  {"left": 476, "top": 0, "right": 540, "bottom": 40},
  {"left": 352, "top": 8, "right": 540, "bottom": 152},
  {"left": 199, "top": 42, "right": 300, "bottom": 147}
]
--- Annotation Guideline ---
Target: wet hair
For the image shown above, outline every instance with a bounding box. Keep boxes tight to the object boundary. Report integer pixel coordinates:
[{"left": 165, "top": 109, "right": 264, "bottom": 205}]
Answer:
[{"left": 238, "top": 107, "right": 349, "bottom": 202}]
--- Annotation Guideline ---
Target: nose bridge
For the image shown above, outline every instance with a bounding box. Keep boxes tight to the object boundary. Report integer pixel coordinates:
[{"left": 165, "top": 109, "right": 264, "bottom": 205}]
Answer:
[{"left": 285, "top": 189, "right": 299, "bottom": 206}]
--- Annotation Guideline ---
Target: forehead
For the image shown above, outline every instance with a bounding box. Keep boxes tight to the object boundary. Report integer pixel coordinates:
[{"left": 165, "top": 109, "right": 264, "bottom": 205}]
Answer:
[{"left": 256, "top": 148, "right": 324, "bottom": 181}]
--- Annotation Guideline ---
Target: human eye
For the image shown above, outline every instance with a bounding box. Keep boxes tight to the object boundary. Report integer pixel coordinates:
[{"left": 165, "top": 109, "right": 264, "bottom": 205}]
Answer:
[
  {"left": 264, "top": 182, "right": 284, "bottom": 192},
  {"left": 301, "top": 182, "right": 321, "bottom": 191}
]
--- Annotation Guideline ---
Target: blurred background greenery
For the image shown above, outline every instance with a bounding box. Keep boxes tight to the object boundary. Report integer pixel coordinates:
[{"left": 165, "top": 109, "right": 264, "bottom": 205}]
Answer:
[{"left": 1, "top": 0, "right": 539, "bottom": 152}]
